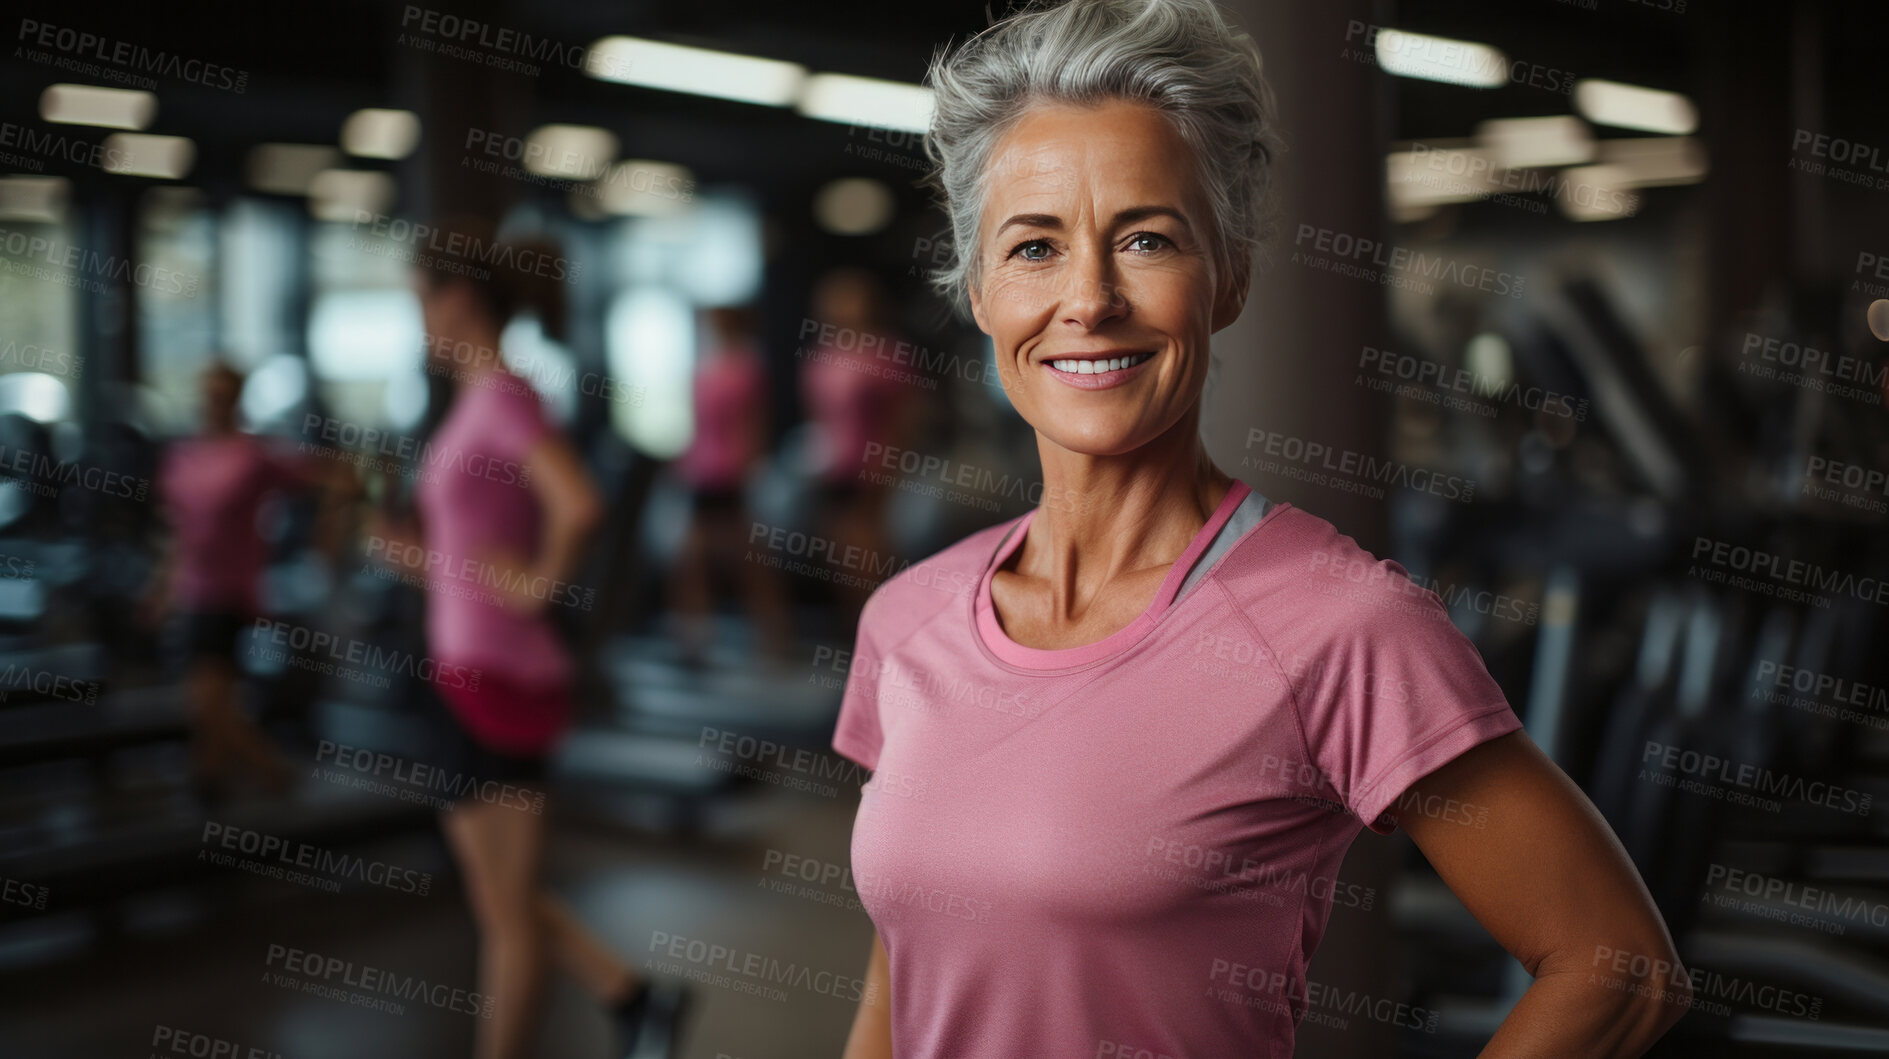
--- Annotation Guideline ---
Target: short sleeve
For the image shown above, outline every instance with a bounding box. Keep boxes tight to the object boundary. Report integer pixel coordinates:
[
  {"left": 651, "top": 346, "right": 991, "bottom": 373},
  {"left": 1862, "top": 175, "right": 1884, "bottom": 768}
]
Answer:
[
  {"left": 831, "top": 617, "right": 885, "bottom": 772},
  {"left": 1285, "top": 556, "right": 1522, "bottom": 836}
]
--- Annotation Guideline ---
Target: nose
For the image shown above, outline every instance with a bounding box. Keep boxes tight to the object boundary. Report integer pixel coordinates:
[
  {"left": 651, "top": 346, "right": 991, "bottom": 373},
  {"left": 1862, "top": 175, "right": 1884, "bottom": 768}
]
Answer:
[{"left": 1059, "top": 244, "right": 1128, "bottom": 330}]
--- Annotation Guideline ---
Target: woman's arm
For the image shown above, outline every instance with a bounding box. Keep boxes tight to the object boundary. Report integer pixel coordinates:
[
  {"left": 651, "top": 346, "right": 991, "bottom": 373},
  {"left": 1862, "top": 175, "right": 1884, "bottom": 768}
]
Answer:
[
  {"left": 1398, "top": 730, "right": 1692, "bottom": 1057},
  {"left": 523, "top": 432, "right": 603, "bottom": 583},
  {"left": 841, "top": 929, "right": 894, "bottom": 1059},
  {"left": 487, "top": 432, "right": 602, "bottom": 616}
]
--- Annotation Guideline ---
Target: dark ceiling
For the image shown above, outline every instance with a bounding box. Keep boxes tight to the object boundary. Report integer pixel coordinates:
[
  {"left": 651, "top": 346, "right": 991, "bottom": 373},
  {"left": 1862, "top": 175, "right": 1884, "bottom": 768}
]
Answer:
[{"left": 1, "top": 1, "right": 1883, "bottom": 204}]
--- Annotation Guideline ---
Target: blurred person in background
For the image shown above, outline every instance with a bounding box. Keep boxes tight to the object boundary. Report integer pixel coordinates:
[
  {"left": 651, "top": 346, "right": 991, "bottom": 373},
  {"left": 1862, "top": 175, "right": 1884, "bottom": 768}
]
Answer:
[
  {"left": 143, "top": 361, "right": 328, "bottom": 800},
  {"left": 668, "top": 304, "right": 793, "bottom": 666},
  {"left": 799, "top": 268, "right": 915, "bottom": 623},
  {"left": 836, "top": 2, "right": 1689, "bottom": 1057},
  {"left": 368, "top": 223, "right": 689, "bottom": 1059}
]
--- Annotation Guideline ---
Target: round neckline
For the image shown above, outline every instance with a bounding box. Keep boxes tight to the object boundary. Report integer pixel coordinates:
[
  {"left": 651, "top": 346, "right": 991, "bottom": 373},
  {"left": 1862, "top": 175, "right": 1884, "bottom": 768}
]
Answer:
[{"left": 974, "top": 479, "right": 1253, "bottom": 672}]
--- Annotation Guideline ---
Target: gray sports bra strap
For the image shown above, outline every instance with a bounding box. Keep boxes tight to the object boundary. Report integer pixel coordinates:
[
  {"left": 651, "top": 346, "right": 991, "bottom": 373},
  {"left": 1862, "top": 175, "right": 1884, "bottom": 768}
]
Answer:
[{"left": 1174, "top": 489, "right": 1274, "bottom": 603}]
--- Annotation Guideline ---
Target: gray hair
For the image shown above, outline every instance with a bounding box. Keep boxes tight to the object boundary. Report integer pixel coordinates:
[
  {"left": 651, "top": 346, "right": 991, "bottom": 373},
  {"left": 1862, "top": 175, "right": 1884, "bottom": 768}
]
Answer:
[{"left": 922, "top": 0, "right": 1284, "bottom": 319}]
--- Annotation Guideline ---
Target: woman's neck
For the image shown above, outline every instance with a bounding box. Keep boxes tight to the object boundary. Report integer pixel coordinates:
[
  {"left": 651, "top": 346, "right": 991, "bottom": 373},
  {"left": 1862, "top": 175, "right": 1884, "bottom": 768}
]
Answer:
[{"left": 1016, "top": 412, "right": 1234, "bottom": 607}]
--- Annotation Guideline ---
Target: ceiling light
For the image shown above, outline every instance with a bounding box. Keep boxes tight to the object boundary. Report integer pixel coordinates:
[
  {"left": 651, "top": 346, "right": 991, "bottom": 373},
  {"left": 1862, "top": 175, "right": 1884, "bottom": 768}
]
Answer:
[
  {"left": 100, "top": 133, "right": 194, "bottom": 179},
  {"left": 592, "top": 159, "right": 694, "bottom": 216},
  {"left": 814, "top": 177, "right": 895, "bottom": 234},
  {"left": 798, "top": 74, "right": 932, "bottom": 134},
  {"left": 341, "top": 108, "right": 421, "bottom": 160},
  {"left": 0, "top": 176, "right": 69, "bottom": 223},
  {"left": 247, "top": 143, "right": 344, "bottom": 195},
  {"left": 1574, "top": 80, "right": 1698, "bottom": 135},
  {"left": 307, "top": 169, "right": 396, "bottom": 221},
  {"left": 1475, "top": 116, "right": 1595, "bottom": 170},
  {"left": 523, "top": 124, "right": 617, "bottom": 179},
  {"left": 583, "top": 36, "right": 805, "bottom": 106},
  {"left": 1594, "top": 136, "right": 1708, "bottom": 186},
  {"left": 39, "top": 84, "right": 156, "bottom": 130},
  {"left": 1374, "top": 30, "right": 1508, "bottom": 88}
]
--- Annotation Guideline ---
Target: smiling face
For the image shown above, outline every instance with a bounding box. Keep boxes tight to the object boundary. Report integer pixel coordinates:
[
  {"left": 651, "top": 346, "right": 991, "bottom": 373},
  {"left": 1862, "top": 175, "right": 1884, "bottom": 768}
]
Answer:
[{"left": 969, "top": 99, "right": 1245, "bottom": 458}]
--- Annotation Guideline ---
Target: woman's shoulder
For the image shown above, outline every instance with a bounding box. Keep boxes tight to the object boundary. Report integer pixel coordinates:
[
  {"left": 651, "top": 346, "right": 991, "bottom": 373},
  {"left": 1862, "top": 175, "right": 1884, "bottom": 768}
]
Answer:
[{"left": 1208, "top": 503, "right": 1452, "bottom": 633}]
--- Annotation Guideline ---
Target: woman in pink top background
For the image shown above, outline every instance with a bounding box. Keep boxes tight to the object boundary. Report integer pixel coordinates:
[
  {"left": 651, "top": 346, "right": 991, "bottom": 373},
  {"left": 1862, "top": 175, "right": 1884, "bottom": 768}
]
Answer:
[
  {"left": 668, "top": 304, "right": 792, "bottom": 664},
  {"left": 835, "top": 2, "right": 1689, "bottom": 1057},
  {"left": 369, "top": 224, "right": 687, "bottom": 1059},
  {"left": 146, "top": 361, "right": 323, "bottom": 798},
  {"left": 799, "top": 268, "right": 915, "bottom": 621}
]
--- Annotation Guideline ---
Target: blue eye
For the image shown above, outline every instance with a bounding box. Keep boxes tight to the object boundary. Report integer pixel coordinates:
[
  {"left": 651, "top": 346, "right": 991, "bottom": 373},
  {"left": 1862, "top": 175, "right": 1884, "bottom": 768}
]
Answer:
[{"left": 1010, "top": 239, "right": 1051, "bottom": 261}]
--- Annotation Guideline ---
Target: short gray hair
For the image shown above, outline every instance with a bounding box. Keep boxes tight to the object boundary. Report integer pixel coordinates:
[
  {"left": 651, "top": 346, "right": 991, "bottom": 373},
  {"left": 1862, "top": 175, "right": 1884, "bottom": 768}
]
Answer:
[{"left": 922, "top": 0, "right": 1283, "bottom": 318}]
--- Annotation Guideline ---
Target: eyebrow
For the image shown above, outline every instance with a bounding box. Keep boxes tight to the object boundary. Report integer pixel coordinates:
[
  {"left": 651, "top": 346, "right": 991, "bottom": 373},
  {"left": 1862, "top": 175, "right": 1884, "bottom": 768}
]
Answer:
[{"left": 994, "top": 205, "right": 1191, "bottom": 236}]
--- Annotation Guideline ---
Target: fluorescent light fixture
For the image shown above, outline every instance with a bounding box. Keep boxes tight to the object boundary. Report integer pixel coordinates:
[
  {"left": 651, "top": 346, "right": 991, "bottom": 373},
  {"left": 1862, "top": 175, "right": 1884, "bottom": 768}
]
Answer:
[
  {"left": 1374, "top": 30, "right": 1508, "bottom": 88},
  {"left": 307, "top": 169, "right": 396, "bottom": 221},
  {"left": 592, "top": 159, "right": 693, "bottom": 216},
  {"left": 1556, "top": 164, "right": 1642, "bottom": 221},
  {"left": 583, "top": 36, "right": 806, "bottom": 106},
  {"left": 1574, "top": 79, "right": 1698, "bottom": 135},
  {"left": 815, "top": 177, "right": 895, "bottom": 234},
  {"left": 524, "top": 124, "right": 618, "bottom": 179},
  {"left": 1475, "top": 116, "right": 1595, "bottom": 170},
  {"left": 1386, "top": 140, "right": 1503, "bottom": 209},
  {"left": 1594, "top": 136, "right": 1708, "bottom": 186},
  {"left": 798, "top": 74, "right": 933, "bottom": 133},
  {"left": 247, "top": 143, "right": 344, "bottom": 195},
  {"left": 100, "top": 133, "right": 194, "bottom": 179},
  {"left": 39, "top": 83, "right": 156, "bottom": 130},
  {"left": 0, "top": 176, "right": 69, "bottom": 223},
  {"left": 341, "top": 108, "right": 421, "bottom": 160}
]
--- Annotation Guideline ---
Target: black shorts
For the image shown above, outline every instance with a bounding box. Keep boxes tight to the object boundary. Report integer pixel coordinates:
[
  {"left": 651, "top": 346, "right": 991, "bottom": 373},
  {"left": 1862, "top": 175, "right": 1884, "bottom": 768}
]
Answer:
[
  {"left": 182, "top": 610, "right": 249, "bottom": 662},
  {"left": 419, "top": 690, "right": 550, "bottom": 797}
]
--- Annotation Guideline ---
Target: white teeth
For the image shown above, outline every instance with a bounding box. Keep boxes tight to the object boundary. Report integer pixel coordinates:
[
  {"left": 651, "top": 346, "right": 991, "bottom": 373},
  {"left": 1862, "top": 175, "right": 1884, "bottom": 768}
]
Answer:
[{"left": 1048, "top": 353, "right": 1152, "bottom": 374}]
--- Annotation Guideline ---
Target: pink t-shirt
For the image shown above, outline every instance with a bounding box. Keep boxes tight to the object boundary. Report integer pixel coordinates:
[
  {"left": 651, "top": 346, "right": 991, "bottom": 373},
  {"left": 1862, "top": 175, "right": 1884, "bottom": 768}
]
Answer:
[
  {"left": 415, "top": 375, "right": 573, "bottom": 748},
  {"left": 160, "top": 434, "right": 299, "bottom": 614},
  {"left": 678, "top": 347, "right": 766, "bottom": 491},
  {"left": 831, "top": 480, "right": 1521, "bottom": 1058}
]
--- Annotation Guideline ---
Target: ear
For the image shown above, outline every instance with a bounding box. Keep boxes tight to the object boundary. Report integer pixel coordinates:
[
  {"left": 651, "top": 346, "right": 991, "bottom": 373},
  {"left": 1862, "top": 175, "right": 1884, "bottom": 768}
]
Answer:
[
  {"left": 968, "top": 279, "right": 992, "bottom": 336},
  {"left": 1210, "top": 258, "right": 1250, "bottom": 332}
]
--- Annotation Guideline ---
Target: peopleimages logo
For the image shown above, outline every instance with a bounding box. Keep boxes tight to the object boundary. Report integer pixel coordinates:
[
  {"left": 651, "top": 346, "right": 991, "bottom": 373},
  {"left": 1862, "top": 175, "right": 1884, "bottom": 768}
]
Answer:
[
  {"left": 315, "top": 740, "right": 544, "bottom": 813},
  {"left": 1292, "top": 223, "right": 1526, "bottom": 298},
  {"left": 200, "top": 821, "right": 432, "bottom": 896},
  {"left": 0, "top": 228, "right": 199, "bottom": 297},
  {"left": 349, "top": 211, "right": 577, "bottom": 283},
  {"left": 1641, "top": 740, "right": 1871, "bottom": 816},
  {"left": 151, "top": 1025, "right": 296, "bottom": 1059},
  {"left": 263, "top": 944, "right": 492, "bottom": 1018},
  {"left": 1245, "top": 428, "right": 1476, "bottom": 502},
  {"left": 250, "top": 619, "right": 482, "bottom": 690},
  {"left": 15, "top": 19, "right": 249, "bottom": 93},
  {"left": 1690, "top": 536, "right": 1889, "bottom": 607}
]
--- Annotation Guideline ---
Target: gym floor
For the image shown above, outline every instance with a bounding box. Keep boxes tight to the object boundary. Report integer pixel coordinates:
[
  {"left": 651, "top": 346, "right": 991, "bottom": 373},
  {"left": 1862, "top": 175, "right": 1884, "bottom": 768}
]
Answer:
[{"left": 0, "top": 776, "right": 872, "bottom": 1059}]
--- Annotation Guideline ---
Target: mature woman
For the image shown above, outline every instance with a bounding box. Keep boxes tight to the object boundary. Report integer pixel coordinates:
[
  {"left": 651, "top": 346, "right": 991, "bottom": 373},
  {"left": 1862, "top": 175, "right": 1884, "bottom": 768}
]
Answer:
[{"left": 832, "top": 2, "right": 1690, "bottom": 1056}]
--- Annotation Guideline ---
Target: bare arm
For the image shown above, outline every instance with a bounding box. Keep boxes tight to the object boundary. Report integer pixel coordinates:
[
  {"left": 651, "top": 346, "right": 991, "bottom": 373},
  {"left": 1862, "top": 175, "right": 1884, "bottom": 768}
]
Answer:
[
  {"left": 841, "top": 930, "right": 893, "bottom": 1059},
  {"left": 485, "top": 432, "right": 602, "bottom": 616},
  {"left": 1398, "top": 731, "right": 1692, "bottom": 1057},
  {"left": 522, "top": 433, "right": 603, "bottom": 585}
]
